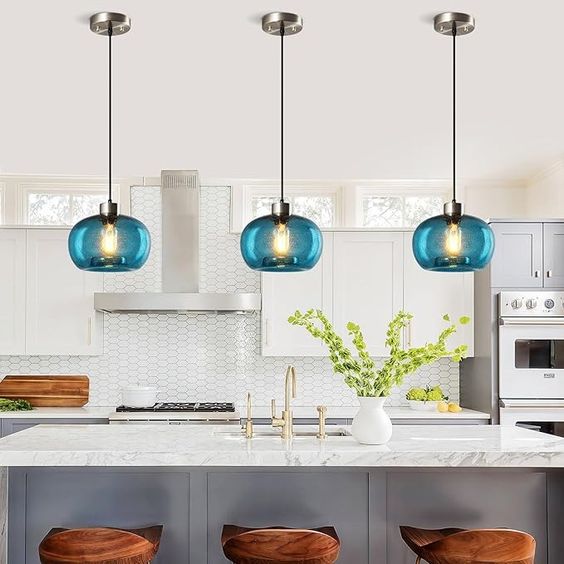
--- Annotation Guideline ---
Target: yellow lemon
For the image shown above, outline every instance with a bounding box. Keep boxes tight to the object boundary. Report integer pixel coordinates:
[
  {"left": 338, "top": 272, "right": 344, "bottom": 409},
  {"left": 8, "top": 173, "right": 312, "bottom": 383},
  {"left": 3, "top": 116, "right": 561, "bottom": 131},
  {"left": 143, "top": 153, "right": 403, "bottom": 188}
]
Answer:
[
  {"left": 448, "top": 402, "right": 462, "bottom": 413},
  {"left": 437, "top": 401, "right": 449, "bottom": 413}
]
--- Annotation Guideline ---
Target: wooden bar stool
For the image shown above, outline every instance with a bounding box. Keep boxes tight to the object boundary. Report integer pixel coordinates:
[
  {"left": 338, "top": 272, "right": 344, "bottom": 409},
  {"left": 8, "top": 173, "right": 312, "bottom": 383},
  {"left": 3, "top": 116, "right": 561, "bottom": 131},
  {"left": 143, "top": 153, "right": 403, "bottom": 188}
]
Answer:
[
  {"left": 400, "top": 526, "right": 536, "bottom": 564},
  {"left": 39, "top": 525, "right": 163, "bottom": 564},
  {"left": 222, "top": 524, "right": 340, "bottom": 564}
]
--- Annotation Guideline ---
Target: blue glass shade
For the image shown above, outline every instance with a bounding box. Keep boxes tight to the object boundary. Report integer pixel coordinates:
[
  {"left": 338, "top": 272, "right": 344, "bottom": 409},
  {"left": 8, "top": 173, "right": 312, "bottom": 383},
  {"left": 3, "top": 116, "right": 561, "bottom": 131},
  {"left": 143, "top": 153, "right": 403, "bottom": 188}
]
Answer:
[
  {"left": 68, "top": 214, "right": 151, "bottom": 272},
  {"left": 240, "top": 214, "right": 323, "bottom": 272},
  {"left": 412, "top": 214, "right": 494, "bottom": 272}
]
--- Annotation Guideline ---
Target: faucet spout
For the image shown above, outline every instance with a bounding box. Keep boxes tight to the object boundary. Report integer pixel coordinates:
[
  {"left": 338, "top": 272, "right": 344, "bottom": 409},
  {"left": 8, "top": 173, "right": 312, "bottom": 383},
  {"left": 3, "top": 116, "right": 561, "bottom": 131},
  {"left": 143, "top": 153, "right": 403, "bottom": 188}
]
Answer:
[
  {"left": 271, "top": 365, "right": 297, "bottom": 440},
  {"left": 284, "top": 365, "right": 297, "bottom": 412}
]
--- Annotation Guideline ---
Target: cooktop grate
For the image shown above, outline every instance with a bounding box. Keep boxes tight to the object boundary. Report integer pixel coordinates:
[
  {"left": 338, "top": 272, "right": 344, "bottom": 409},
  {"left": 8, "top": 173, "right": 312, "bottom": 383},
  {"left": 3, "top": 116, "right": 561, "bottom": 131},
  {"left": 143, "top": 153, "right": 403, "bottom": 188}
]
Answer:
[{"left": 116, "top": 402, "right": 236, "bottom": 413}]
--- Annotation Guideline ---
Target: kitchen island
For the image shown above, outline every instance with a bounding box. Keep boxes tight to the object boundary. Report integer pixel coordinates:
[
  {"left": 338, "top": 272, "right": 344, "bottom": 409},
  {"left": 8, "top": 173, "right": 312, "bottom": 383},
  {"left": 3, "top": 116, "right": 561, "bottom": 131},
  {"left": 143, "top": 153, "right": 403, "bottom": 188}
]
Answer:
[{"left": 0, "top": 424, "right": 562, "bottom": 563}]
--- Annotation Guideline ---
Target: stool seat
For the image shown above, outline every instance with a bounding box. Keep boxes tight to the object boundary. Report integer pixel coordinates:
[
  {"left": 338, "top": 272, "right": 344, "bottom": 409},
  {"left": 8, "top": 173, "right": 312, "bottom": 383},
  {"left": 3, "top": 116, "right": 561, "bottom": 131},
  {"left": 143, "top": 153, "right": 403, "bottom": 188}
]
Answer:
[
  {"left": 222, "top": 524, "right": 340, "bottom": 564},
  {"left": 39, "top": 525, "right": 163, "bottom": 564},
  {"left": 400, "top": 526, "right": 536, "bottom": 564}
]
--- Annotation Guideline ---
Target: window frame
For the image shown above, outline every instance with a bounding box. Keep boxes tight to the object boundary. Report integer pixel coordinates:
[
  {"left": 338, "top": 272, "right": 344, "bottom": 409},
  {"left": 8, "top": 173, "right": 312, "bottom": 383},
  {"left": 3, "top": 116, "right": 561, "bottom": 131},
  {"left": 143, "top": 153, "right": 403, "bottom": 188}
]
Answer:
[
  {"left": 231, "top": 181, "right": 346, "bottom": 232},
  {"left": 230, "top": 179, "right": 452, "bottom": 232},
  {"left": 0, "top": 175, "right": 140, "bottom": 226},
  {"left": 355, "top": 182, "right": 450, "bottom": 229}
]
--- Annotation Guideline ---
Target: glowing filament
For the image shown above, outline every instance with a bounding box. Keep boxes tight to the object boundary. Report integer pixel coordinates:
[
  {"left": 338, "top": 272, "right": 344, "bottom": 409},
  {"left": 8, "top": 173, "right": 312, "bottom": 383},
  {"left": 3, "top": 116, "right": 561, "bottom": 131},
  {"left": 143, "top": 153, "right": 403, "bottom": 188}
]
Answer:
[
  {"left": 273, "top": 222, "right": 290, "bottom": 258},
  {"left": 445, "top": 222, "right": 462, "bottom": 256},
  {"left": 101, "top": 223, "right": 118, "bottom": 257}
]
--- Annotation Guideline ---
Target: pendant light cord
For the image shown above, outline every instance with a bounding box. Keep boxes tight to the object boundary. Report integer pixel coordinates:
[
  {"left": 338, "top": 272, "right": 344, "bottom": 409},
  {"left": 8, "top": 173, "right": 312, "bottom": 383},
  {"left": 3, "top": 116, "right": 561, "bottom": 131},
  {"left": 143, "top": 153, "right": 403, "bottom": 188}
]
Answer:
[
  {"left": 280, "top": 23, "right": 285, "bottom": 203},
  {"left": 108, "top": 22, "right": 113, "bottom": 203},
  {"left": 451, "top": 25, "right": 457, "bottom": 203}
]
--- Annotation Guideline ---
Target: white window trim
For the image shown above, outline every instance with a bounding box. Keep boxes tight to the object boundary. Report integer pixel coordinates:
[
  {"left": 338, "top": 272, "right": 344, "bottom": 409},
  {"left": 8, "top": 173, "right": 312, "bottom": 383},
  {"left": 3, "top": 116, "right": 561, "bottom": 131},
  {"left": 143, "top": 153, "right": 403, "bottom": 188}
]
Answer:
[
  {"left": 229, "top": 178, "right": 454, "bottom": 232},
  {"left": 354, "top": 180, "right": 452, "bottom": 228},
  {"left": 230, "top": 180, "right": 346, "bottom": 232},
  {"left": 0, "top": 175, "right": 141, "bottom": 225}
]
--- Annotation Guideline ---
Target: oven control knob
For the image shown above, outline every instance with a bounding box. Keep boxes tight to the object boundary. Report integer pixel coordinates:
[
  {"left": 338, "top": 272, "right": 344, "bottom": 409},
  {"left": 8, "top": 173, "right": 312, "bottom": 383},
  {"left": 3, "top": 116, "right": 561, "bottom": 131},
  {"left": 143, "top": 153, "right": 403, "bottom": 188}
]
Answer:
[
  {"left": 545, "top": 298, "right": 555, "bottom": 309},
  {"left": 526, "top": 298, "right": 537, "bottom": 309},
  {"left": 510, "top": 299, "right": 523, "bottom": 309}
]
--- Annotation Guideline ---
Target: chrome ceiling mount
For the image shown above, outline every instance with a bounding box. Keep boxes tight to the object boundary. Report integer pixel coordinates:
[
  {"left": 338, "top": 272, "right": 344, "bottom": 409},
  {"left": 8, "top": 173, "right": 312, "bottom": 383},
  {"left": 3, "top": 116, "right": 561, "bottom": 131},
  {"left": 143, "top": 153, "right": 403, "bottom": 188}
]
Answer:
[
  {"left": 262, "top": 12, "right": 303, "bottom": 36},
  {"left": 90, "top": 12, "right": 131, "bottom": 36},
  {"left": 434, "top": 12, "right": 475, "bottom": 36}
]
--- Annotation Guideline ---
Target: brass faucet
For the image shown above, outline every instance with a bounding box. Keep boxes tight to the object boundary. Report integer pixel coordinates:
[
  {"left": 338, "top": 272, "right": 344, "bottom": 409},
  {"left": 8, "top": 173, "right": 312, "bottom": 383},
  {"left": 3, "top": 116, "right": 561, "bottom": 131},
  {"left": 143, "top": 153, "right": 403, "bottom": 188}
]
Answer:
[
  {"left": 271, "top": 365, "right": 297, "bottom": 439},
  {"left": 316, "top": 405, "right": 327, "bottom": 439},
  {"left": 244, "top": 392, "right": 254, "bottom": 439}
]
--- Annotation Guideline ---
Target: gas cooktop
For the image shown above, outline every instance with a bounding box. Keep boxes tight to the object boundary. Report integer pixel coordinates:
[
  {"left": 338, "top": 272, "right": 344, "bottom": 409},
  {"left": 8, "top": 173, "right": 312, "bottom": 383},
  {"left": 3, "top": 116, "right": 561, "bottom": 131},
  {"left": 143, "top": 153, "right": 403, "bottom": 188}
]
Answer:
[{"left": 116, "top": 402, "right": 236, "bottom": 413}]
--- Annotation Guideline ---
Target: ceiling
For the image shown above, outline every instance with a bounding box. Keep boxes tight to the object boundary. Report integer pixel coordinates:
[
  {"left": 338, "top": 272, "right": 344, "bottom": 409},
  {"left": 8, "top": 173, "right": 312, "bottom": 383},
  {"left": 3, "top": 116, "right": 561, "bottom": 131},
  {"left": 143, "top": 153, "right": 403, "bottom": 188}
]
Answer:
[{"left": 1, "top": 1, "right": 562, "bottom": 182}]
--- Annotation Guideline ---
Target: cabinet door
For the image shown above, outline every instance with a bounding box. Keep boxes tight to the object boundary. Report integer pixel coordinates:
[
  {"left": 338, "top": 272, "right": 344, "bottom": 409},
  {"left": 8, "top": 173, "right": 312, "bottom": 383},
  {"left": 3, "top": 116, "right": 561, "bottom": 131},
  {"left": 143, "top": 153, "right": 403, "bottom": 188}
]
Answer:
[
  {"left": 0, "top": 229, "right": 26, "bottom": 355},
  {"left": 261, "top": 233, "right": 333, "bottom": 356},
  {"left": 404, "top": 233, "right": 474, "bottom": 355},
  {"left": 333, "top": 232, "right": 403, "bottom": 357},
  {"left": 490, "top": 223, "right": 543, "bottom": 287},
  {"left": 26, "top": 229, "right": 103, "bottom": 355},
  {"left": 543, "top": 223, "right": 564, "bottom": 287}
]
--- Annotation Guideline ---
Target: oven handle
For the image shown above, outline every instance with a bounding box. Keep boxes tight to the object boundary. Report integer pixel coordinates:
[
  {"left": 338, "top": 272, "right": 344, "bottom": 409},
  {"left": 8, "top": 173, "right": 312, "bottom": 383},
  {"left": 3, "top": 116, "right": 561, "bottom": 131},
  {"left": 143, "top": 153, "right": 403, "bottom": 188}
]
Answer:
[
  {"left": 499, "top": 317, "right": 564, "bottom": 326},
  {"left": 501, "top": 399, "right": 564, "bottom": 408}
]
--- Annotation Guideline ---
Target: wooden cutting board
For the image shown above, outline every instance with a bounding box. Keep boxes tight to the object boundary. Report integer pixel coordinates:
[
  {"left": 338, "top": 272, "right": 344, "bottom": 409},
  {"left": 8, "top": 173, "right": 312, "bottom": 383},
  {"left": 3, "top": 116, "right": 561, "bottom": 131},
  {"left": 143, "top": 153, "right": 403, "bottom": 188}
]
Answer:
[{"left": 0, "top": 375, "right": 89, "bottom": 407}]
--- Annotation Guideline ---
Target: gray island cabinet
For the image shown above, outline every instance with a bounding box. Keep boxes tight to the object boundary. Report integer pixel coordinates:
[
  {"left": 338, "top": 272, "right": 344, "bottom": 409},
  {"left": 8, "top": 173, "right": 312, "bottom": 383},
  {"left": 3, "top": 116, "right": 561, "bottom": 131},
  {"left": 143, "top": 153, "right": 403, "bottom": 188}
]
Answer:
[{"left": 0, "top": 423, "right": 561, "bottom": 564}]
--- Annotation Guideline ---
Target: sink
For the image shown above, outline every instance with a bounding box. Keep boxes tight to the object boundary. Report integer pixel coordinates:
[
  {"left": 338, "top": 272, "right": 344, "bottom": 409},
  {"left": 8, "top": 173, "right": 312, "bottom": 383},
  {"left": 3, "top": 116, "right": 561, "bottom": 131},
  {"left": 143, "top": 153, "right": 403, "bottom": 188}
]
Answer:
[{"left": 214, "top": 427, "right": 350, "bottom": 439}]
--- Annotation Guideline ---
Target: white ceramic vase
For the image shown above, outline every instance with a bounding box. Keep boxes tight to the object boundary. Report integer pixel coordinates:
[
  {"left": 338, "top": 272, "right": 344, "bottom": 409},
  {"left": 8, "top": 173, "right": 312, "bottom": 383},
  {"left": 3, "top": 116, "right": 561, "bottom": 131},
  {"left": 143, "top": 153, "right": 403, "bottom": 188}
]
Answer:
[{"left": 351, "top": 396, "right": 393, "bottom": 445}]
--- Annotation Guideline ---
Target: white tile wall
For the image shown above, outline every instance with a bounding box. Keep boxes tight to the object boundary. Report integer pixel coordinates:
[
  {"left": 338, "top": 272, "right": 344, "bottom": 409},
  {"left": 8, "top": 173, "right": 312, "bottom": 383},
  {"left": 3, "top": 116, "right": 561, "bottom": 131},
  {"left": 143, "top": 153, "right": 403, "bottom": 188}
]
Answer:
[{"left": 0, "top": 185, "right": 459, "bottom": 407}]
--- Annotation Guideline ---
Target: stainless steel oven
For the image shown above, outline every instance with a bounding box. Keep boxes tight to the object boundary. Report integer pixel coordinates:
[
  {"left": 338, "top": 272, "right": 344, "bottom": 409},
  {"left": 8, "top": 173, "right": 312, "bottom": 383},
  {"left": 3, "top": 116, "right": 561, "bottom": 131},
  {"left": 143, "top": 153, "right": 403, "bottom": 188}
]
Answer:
[{"left": 498, "top": 291, "right": 564, "bottom": 400}]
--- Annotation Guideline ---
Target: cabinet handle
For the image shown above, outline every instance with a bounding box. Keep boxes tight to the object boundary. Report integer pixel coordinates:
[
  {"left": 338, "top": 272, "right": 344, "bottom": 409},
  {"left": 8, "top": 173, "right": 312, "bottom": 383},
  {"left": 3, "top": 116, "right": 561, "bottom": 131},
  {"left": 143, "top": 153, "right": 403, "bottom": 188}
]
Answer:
[
  {"left": 407, "top": 320, "right": 412, "bottom": 348},
  {"left": 547, "top": 270, "right": 553, "bottom": 278},
  {"left": 87, "top": 317, "right": 92, "bottom": 346},
  {"left": 264, "top": 319, "right": 270, "bottom": 347},
  {"left": 534, "top": 270, "right": 541, "bottom": 278}
]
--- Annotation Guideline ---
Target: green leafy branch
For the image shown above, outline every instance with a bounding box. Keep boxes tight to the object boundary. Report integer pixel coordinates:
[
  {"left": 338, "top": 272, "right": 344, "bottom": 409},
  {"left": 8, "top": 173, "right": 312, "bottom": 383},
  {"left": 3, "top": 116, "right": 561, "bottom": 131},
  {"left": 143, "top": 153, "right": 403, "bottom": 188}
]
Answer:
[{"left": 287, "top": 310, "right": 469, "bottom": 397}]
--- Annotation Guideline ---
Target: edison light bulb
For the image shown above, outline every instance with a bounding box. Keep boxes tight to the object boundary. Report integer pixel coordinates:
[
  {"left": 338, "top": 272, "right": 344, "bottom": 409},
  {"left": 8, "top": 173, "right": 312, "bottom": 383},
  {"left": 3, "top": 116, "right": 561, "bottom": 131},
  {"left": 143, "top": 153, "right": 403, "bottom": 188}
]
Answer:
[
  {"left": 273, "top": 222, "right": 290, "bottom": 258},
  {"left": 101, "top": 222, "right": 118, "bottom": 257},
  {"left": 445, "top": 222, "right": 462, "bottom": 256}
]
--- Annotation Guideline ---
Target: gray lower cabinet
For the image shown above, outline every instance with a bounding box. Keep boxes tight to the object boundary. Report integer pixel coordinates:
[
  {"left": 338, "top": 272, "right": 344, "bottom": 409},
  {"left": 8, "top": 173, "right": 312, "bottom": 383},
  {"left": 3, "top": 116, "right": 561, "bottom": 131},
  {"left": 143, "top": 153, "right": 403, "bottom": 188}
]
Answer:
[
  {"left": 1, "top": 418, "right": 108, "bottom": 437},
  {"left": 8, "top": 467, "right": 551, "bottom": 564}
]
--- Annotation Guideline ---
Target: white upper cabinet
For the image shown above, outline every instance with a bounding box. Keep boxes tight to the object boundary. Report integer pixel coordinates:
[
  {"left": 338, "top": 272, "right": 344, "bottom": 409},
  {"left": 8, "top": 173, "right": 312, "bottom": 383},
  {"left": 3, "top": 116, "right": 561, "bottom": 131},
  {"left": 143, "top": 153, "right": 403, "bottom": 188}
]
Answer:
[
  {"left": 543, "top": 223, "right": 564, "bottom": 288},
  {"left": 25, "top": 229, "right": 103, "bottom": 355},
  {"left": 404, "top": 233, "right": 474, "bottom": 355},
  {"left": 332, "top": 232, "right": 404, "bottom": 357},
  {"left": 0, "top": 228, "right": 103, "bottom": 356},
  {"left": 0, "top": 230, "right": 26, "bottom": 354},
  {"left": 261, "top": 234, "right": 333, "bottom": 356},
  {"left": 490, "top": 223, "right": 543, "bottom": 288},
  {"left": 261, "top": 230, "right": 474, "bottom": 358}
]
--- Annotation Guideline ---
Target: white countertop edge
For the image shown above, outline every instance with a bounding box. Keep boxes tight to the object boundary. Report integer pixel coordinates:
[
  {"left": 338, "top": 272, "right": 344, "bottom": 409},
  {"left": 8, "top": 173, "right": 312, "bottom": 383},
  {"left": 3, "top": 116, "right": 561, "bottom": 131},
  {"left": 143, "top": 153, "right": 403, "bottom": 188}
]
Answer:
[{"left": 0, "top": 406, "right": 490, "bottom": 420}]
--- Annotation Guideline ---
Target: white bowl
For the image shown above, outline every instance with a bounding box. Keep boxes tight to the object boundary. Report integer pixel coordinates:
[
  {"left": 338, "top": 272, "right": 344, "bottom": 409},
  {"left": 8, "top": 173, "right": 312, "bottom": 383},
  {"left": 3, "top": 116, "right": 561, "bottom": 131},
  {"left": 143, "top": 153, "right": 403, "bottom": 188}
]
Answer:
[
  {"left": 121, "top": 386, "right": 158, "bottom": 408},
  {"left": 407, "top": 400, "right": 439, "bottom": 411}
]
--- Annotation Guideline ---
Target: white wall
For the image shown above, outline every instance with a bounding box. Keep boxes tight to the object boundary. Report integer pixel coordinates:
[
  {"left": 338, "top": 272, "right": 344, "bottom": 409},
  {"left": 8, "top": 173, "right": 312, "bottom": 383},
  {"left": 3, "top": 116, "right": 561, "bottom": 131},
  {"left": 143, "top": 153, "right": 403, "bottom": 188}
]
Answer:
[
  {"left": 464, "top": 181, "right": 529, "bottom": 219},
  {"left": 525, "top": 160, "right": 564, "bottom": 218}
]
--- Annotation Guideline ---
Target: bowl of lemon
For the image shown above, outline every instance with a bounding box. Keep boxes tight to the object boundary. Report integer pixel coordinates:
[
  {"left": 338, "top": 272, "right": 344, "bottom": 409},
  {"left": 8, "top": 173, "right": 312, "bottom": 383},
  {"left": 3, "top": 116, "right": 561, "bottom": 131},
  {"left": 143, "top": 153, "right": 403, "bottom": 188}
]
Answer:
[{"left": 406, "top": 386, "right": 462, "bottom": 413}]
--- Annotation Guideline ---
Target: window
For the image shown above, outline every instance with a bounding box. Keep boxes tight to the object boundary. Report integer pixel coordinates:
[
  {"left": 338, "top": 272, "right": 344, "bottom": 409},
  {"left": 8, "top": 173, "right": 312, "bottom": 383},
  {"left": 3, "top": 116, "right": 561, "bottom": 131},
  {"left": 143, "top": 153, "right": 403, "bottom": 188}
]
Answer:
[
  {"left": 250, "top": 195, "right": 335, "bottom": 227},
  {"left": 232, "top": 180, "right": 449, "bottom": 232},
  {"left": 361, "top": 195, "right": 444, "bottom": 228},
  {"left": 232, "top": 182, "right": 343, "bottom": 231},
  {"left": 27, "top": 192, "right": 104, "bottom": 225}
]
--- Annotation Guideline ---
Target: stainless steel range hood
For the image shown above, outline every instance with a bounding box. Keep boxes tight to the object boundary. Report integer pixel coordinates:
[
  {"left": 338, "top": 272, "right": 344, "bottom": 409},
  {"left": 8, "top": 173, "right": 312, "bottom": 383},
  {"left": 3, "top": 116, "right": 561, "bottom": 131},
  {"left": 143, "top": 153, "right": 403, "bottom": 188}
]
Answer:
[{"left": 94, "top": 170, "right": 261, "bottom": 313}]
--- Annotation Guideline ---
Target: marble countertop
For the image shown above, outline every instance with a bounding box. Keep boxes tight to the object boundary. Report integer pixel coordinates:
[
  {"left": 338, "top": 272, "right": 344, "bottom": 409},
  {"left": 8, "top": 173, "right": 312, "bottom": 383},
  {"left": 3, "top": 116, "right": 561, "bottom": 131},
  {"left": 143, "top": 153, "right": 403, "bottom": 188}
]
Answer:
[
  {"left": 0, "top": 423, "right": 560, "bottom": 468},
  {"left": 0, "top": 405, "right": 490, "bottom": 420}
]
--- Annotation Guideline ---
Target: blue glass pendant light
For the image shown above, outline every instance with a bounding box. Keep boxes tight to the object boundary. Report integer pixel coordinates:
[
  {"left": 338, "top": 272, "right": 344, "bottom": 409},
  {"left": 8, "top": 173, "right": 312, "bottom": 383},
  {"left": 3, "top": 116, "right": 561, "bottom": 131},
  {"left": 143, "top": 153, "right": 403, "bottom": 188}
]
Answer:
[
  {"left": 240, "top": 13, "right": 322, "bottom": 272},
  {"left": 69, "top": 13, "right": 150, "bottom": 272},
  {"left": 413, "top": 13, "right": 494, "bottom": 272}
]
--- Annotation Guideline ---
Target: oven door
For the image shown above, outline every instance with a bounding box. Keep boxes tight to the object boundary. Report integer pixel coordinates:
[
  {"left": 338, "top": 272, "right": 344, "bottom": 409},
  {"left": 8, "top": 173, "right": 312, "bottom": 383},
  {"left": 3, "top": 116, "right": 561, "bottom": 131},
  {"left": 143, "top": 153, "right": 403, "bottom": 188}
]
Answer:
[
  {"left": 499, "top": 318, "right": 564, "bottom": 399},
  {"left": 500, "top": 400, "right": 564, "bottom": 437}
]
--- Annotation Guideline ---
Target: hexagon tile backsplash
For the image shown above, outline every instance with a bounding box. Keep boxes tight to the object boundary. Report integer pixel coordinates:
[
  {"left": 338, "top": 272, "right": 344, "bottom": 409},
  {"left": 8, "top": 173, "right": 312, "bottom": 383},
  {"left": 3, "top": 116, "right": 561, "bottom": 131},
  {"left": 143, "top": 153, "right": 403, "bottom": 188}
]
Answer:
[{"left": 0, "top": 185, "right": 459, "bottom": 407}]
